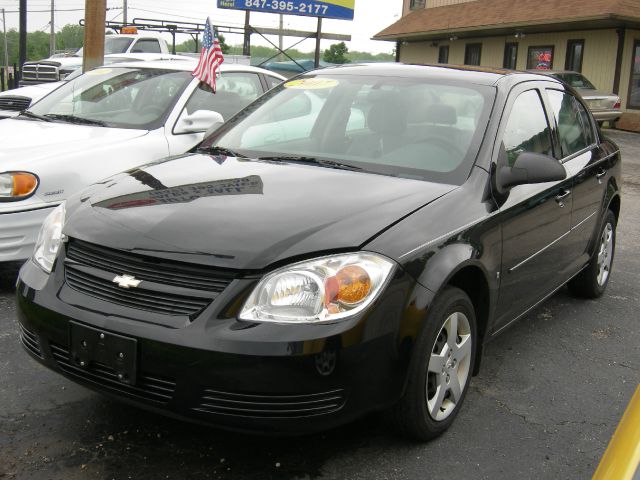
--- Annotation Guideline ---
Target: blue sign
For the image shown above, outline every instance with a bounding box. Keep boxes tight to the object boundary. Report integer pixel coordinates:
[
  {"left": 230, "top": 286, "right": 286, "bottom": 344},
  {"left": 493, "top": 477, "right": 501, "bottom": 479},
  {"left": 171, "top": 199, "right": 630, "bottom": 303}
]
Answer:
[{"left": 217, "top": 0, "right": 355, "bottom": 21}]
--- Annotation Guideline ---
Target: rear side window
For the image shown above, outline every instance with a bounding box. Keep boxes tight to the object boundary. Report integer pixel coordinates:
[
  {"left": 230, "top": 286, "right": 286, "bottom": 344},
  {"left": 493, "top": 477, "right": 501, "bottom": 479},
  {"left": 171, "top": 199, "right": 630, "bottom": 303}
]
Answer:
[
  {"left": 502, "top": 89, "right": 553, "bottom": 166},
  {"left": 132, "top": 39, "right": 161, "bottom": 53},
  {"left": 547, "top": 89, "right": 595, "bottom": 157}
]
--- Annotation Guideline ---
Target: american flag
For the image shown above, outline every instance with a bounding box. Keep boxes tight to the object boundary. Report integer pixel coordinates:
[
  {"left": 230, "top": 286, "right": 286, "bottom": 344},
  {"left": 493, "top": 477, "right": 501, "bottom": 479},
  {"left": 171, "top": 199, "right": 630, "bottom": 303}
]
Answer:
[{"left": 192, "top": 17, "right": 225, "bottom": 92}]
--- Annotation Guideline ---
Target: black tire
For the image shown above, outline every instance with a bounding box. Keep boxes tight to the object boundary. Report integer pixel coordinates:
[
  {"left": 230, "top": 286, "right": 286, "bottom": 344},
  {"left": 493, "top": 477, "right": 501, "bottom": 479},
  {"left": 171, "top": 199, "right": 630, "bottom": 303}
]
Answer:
[
  {"left": 568, "top": 209, "right": 616, "bottom": 299},
  {"left": 387, "top": 286, "right": 477, "bottom": 441}
]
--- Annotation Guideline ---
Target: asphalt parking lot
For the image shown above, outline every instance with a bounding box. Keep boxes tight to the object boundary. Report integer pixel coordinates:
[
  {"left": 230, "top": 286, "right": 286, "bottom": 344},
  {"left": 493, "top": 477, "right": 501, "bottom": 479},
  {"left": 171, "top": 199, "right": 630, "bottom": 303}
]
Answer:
[{"left": 1, "top": 128, "right": 639, "bottom": 480}]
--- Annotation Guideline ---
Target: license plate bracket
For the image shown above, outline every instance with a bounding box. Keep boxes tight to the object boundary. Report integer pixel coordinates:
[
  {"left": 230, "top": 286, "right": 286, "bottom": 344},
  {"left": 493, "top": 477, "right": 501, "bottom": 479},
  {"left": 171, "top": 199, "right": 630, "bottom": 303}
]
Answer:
[{"left": 69, "top": 322, "right": 137, "bottom": 385}]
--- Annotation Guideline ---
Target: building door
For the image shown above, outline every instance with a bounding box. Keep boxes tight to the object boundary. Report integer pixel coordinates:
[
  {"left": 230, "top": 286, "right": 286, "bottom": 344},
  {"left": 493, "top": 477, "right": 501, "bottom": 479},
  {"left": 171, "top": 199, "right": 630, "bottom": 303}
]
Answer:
[{"left": 627, "top": 40, "right": 640, "bottom": 109}]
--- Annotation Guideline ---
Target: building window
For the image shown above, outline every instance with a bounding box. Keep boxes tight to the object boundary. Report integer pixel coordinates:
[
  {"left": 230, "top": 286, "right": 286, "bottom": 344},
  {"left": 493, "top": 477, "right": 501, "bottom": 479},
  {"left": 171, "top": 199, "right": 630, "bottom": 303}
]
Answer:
[
  {"left": 503, "top": 42, "right": 518, "bottom": 69},
  {"left": 565, "top": 39, "right": 585, "bottom": 72},
  {"left": 438, "top": 45, "right": 449, "bottom": 64},
  {"left": 527, "top": 45, "right": 554, "bottom": 70},
  {"left": 628, "top": 40, "right": 640, "bottom": 109},
  {"left": 410, "top": 0, "right": 426, "bottom": 9},
  {"left": 464, "top": 43, "right": 482, "bottom": 66}
]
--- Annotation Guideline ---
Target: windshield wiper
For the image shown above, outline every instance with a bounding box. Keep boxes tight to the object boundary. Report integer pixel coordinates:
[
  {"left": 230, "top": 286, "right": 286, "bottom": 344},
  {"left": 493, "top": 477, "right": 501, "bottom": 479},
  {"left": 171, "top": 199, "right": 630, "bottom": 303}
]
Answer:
[
  {"left": 201, "top": 145, "right": 247, "bottom": 158},
  {"left": 44, "top": 114, "right": 107, "bottom": 126},
  {"left": 258, "top": 155, "right": 363, "bottom": 172},
  {"left": 18, "top": 110, "right": 53, "bottom": 122}
]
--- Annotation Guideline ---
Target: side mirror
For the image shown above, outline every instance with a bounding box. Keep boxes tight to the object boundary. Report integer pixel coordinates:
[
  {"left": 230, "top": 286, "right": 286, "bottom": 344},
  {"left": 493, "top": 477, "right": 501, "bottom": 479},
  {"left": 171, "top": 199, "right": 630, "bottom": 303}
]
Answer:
[
  {"left": 498, "top": 152, "right": 566, "bottom": 190},
  {"left": 175, "top": 110, "right": 224, "bottom": 134}
]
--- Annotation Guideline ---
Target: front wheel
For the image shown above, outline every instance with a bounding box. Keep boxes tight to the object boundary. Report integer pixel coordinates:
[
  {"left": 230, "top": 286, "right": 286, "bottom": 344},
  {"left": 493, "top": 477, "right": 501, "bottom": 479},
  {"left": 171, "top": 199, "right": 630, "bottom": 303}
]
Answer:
[
  {"left": 568, "top": 209, "right": 616, "bottom": 298},
  {"left": 388, "top": 287, "right": 477, "bottom": 441}
]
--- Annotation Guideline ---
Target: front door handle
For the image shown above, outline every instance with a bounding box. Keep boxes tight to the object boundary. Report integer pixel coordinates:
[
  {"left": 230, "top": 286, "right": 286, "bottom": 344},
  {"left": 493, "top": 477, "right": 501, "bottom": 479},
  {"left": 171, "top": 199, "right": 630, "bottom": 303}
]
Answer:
[{"left": 555, "top": 189, "right": 571, "bottom": 208}]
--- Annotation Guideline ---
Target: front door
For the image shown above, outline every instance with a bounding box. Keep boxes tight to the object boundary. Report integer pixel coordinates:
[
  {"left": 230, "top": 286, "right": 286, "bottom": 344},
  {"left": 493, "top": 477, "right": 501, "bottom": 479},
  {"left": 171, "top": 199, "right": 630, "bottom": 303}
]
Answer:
[{"left": 493, "top": 87, "right": 574, "bottom": 330}]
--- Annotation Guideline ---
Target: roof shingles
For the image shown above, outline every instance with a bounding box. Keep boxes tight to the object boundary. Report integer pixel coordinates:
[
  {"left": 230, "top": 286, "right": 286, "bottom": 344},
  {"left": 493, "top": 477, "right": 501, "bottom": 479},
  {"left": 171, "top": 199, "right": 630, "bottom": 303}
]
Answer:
[{"left": 374, "top": 0, "right": 640, "bottom": 39}]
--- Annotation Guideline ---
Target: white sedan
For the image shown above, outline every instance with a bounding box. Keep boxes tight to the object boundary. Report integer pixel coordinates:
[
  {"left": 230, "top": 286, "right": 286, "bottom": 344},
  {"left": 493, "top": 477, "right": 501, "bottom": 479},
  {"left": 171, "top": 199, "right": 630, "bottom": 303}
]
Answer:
[{"left": 0, "top": 59, "right": 285, "bottom": 263}]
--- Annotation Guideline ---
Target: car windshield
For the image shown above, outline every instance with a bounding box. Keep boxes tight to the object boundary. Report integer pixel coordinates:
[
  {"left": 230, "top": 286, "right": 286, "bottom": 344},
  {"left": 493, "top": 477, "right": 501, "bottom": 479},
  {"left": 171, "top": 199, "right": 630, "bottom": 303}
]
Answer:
[
  {"left": 201, "top": 73, "right": 495, "bottom": 185},
  {"left": 553, "top": 72, "right": 597, "bottom": 90},
  {"left": 76, "top": 37, "right": 134, "bottom": 56},
  {"left": 29, "top": 67, "right": 193, "bottom": 129}
]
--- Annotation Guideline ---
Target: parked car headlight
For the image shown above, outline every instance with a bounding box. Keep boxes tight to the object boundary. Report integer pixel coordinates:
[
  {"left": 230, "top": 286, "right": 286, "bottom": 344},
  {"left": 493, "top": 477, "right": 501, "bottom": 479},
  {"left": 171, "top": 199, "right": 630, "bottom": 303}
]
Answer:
[
  {"left": 240, "top": 253, "right": 395, "bottom": 324},
  {"left": 0, "top": 172, "right": 39, "bottom": 200},
  {"left": 33, "top": 203, "right": 66, "bottom": 273}
]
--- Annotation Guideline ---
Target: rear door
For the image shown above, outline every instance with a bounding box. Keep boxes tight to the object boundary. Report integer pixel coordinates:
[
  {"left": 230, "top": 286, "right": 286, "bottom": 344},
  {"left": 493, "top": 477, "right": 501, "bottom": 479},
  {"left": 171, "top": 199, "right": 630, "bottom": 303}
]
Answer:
[{"left": 544, "top": 86, "right": 608, "bottom": 273}]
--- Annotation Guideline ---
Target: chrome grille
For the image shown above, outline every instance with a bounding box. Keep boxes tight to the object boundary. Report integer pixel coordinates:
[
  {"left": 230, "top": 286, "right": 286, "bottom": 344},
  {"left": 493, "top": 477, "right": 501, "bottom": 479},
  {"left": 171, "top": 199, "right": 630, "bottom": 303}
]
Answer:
[
  {"left": 193, "top": 388, "right": 347, "bottom": 418},
  {"left": 21, "top": 63, "right": 59, "bottom": 82},
  {"left": 19, "top": 323, "right": 43, "bottom": 358}
]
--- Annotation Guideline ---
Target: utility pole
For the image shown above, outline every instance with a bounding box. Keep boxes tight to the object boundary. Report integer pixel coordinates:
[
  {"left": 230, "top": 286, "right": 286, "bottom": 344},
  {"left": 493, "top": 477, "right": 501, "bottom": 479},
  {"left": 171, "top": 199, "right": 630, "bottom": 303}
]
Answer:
[
  {"left": 243, "top": 10, "right": 250, "bottom": 56},
  {"left": 314, "top": 17, "right": 322, "bottom": 68},
  {"left": 82, "top": 0, "right": 106, "bottom": 73},
  {"left": 278, "top": 14, "right": 283, "bottom": 61},
  {"left": 2, "top": 8, "right": 8, "bottom": 71},
  {"left": 19, "top": 0, "right": 26, "bottom": 80},
  {"left": 123, "top": 0, "right": 128, "bottom": 24},
  {"left": 50, "top": 0, "right": 55, "bottom": 56}
]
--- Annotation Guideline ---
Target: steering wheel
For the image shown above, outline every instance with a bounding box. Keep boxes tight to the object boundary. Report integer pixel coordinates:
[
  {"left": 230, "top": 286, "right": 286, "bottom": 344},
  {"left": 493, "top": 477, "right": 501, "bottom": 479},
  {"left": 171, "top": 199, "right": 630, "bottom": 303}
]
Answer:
[
  {"left": 138, "top": 104, "right": 164, "bottom": 117},
  {"left": 413, "top": 136, "right": 466, "bottom": 158}
]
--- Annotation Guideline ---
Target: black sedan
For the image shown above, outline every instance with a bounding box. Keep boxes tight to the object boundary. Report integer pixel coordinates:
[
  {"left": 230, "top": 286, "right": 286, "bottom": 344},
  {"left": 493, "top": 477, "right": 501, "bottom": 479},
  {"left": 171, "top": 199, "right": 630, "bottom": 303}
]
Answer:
[{"left": 16, "top": 64, "right": 621, "bottom": 440}]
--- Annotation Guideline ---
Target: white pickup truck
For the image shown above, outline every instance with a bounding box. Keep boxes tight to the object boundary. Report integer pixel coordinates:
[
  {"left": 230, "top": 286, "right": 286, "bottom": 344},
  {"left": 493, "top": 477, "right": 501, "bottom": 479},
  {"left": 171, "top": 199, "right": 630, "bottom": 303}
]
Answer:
[{"left": 20, "top": 34, "right": 172, "bottom": 85}]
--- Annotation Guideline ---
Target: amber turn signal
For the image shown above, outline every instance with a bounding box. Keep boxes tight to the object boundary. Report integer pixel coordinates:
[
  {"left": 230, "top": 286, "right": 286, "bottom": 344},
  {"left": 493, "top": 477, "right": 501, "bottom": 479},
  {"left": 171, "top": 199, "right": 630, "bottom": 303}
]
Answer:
[
  {"left": 325, "top": 265, "right": 372, "bottom": 307},
  {"left": 12, "top": 173, "right": 39, "bottom": 197}
]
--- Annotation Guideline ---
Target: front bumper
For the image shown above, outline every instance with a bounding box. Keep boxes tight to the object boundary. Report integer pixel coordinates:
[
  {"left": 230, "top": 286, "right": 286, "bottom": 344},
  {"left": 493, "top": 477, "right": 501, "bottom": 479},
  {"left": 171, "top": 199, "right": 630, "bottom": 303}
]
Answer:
[
  {"left": 16, "top": 258, "right": 426, "bottom": 434},
  {"left": 0, "top": 205, "right": 56, "bottom": 263}
]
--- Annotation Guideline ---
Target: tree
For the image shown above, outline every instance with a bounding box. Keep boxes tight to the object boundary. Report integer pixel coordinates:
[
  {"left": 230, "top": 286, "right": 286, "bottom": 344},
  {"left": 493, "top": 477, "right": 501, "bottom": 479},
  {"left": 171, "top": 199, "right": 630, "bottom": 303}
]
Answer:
[
  {"left": 56, "top": 25, "right": 84, "bottom": 52},
  {"left": 323, "top": 42, "right": 350, "bottom": 64},
  {"left": 176, "top": 34, "right": 230, "bottom": 55}
]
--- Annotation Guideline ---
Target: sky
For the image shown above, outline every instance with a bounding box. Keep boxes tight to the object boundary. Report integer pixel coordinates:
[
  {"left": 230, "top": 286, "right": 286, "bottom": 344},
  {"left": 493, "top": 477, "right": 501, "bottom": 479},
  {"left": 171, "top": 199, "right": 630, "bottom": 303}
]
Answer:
[{"left": 0, "top": 0, "right": 402, "bottom": 54}]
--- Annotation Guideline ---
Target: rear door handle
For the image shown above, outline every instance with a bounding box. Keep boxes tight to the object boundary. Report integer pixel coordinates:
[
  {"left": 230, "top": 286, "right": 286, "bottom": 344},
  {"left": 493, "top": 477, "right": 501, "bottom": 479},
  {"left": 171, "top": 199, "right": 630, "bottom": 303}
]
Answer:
[
  {"left": 596, "top": 168, "right": 607, "bottom": 182},
  {"left": 555, "top": 189, "right": 571, "bottom": 207}
]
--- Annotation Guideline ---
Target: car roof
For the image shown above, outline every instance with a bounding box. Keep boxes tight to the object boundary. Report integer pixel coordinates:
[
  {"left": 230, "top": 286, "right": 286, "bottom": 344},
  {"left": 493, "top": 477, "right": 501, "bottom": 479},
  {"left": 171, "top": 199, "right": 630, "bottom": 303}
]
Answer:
[
  {"left": 304, "top": 62, "right": 560, "bottom": 86},
  {"left": 104, "top": 59, "right": 286, "bottom": 78}
]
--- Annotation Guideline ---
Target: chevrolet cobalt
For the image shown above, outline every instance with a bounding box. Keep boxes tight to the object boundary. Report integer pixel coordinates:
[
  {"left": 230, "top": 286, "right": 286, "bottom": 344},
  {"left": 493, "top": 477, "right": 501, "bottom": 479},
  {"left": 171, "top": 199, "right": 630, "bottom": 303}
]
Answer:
[{"left": 16, "top": 64, "right": 621, "bottom": 440}]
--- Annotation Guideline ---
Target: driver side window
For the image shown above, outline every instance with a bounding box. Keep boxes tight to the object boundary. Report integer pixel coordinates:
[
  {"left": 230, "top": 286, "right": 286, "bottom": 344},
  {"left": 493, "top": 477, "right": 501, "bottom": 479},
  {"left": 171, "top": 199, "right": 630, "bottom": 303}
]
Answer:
[
  {"left": 503, "top": 90, "right": 553, "bottom": 166},
  {"left": 183, "top": 73, "right": 263, "bottom": 121}
]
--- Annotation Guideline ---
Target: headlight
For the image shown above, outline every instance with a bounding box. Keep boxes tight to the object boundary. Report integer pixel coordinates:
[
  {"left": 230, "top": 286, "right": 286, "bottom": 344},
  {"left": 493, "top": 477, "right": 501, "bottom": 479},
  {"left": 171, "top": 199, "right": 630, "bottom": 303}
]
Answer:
[
  {"left": 33, "top": 203, "right": 66, "bottom": 273},
  {"left": 240, "top": 252, "right": 395, "bottom": 324},
  {"left": 0, "top": 172, "right": 39, "bottom": 200}
]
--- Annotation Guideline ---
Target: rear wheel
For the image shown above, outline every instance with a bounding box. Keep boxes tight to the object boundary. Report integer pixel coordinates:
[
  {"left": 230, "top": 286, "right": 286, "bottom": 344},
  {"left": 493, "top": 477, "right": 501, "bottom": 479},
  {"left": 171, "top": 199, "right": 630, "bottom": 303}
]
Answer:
[
  {"left": 568, "top": 209, "right": 616, "bottom": 298},
  {"left": 388, "top": 287, "right": 476, "bottom": 441}
]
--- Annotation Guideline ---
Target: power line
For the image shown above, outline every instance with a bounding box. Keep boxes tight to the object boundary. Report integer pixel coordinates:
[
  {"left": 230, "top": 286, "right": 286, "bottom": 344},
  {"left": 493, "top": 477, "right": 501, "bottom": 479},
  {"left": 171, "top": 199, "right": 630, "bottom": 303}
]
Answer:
[{"left": 1, "top": 6, "right": 121, "bottom": 13}]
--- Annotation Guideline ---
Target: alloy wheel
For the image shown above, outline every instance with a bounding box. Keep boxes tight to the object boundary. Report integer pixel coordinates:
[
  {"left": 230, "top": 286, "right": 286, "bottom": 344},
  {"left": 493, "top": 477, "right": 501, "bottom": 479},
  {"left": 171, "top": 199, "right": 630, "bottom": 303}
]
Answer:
[
  {"left": 426, "top": 311, "right": 472, "bottom": 421},
  {"left": 597, "top": 223, "right": 614, "bottom": 286}
]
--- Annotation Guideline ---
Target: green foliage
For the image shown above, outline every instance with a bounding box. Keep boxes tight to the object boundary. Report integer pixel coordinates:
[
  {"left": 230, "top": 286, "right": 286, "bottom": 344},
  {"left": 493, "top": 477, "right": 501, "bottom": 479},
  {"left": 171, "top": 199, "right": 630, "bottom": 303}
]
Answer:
[
  {"left": 323, "top": 42, "right": 349, "bottom": 64},
  {"left": 175, "top": 33, "right": 230, "bottom": 54},
  {"left": 56, "top": 25, "right": 84, "bottom": 51},
  {"left": 0, "top": 24, "right": 86, "bottom": 67}
]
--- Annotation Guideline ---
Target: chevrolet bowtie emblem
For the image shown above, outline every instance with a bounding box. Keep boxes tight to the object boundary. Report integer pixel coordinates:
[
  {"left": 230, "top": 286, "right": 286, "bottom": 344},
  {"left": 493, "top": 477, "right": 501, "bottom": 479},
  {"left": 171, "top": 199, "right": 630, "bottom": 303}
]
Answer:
[{"left": 112, "top": 274, "right": 141, "bottom": 289}]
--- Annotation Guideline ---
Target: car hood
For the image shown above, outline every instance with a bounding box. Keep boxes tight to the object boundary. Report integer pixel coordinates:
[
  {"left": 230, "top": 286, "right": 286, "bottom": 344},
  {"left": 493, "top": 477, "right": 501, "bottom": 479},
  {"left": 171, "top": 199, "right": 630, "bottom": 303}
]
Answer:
[
  {"left": 65, "top": 153, "right": 457, "bottom": 270},
  {"left": 0, "top": 119, "right": 149, "bottom": 171}
]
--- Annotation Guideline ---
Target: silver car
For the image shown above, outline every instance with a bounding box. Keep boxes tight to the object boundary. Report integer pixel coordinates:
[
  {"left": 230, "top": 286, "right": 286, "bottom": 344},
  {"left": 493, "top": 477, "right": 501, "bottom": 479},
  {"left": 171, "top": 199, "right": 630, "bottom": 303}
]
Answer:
[{"left": 531, "top": 70, "right": 621, "bottom": 126}]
